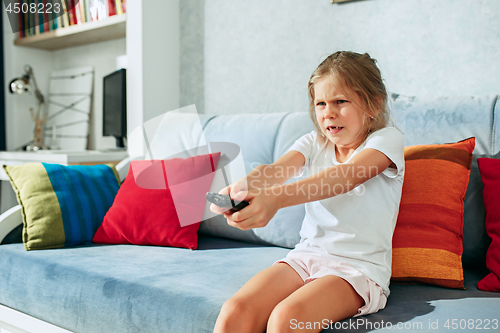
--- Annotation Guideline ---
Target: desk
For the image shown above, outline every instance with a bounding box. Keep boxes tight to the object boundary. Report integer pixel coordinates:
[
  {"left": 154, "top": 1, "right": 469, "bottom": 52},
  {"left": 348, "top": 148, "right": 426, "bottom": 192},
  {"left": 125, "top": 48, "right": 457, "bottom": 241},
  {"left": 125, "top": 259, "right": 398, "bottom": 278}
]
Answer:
[{"left": 0, "top": 150, "right": 129, "bottom": 181}]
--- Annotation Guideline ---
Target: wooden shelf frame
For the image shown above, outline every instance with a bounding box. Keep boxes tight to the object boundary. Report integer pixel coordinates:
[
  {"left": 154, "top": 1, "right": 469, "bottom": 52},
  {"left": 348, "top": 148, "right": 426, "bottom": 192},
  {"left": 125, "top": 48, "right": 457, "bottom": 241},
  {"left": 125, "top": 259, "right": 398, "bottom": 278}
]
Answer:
[{"left": 14, "top": 13, "right": 126, "bottom": 51}]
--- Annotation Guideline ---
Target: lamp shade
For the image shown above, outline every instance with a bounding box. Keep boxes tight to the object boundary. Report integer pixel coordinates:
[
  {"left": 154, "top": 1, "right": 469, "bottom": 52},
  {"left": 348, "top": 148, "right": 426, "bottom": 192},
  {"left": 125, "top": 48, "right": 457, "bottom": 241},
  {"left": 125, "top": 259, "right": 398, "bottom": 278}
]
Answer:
[{"left": 9, "top": 77, "right": 31, "bottom": 94}]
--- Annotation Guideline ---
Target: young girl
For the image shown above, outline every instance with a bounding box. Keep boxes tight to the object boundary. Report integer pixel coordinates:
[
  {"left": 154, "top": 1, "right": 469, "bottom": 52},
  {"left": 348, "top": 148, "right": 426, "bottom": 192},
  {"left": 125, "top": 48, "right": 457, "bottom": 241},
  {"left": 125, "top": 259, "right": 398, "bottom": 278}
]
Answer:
[{"left": 211, "top": 51, "right": 404, "bottom": 333}]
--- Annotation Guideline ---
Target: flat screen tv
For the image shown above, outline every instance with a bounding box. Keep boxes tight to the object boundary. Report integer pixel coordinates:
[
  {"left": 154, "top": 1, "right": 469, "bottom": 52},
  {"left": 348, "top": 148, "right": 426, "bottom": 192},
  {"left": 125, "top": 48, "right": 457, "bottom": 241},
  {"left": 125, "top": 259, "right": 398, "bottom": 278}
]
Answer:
[{"left": 103, "top": 68, "right": 127, "bottom": 148}]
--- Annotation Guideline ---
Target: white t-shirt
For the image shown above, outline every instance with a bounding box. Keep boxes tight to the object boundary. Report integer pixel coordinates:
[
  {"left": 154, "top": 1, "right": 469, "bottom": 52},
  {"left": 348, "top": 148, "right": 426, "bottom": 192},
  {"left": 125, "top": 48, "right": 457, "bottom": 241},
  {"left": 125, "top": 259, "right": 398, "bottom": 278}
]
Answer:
[{"left": 288, "top": 127, "right": 405, "bottom": 296}]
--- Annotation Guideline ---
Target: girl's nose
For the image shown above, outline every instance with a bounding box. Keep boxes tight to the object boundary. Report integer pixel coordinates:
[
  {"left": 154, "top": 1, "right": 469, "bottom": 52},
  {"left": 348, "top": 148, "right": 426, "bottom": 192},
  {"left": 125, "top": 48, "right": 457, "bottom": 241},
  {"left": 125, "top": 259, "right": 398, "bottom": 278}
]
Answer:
[{"left": 323, "top": 106, "right": 337, "bottom": 119}]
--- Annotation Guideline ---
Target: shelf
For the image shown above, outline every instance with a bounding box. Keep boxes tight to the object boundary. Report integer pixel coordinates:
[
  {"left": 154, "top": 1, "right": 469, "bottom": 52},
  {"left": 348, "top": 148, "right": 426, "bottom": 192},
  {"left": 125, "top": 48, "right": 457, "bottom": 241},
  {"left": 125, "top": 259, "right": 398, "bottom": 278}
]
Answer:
[{"left": 14, "top": 14, "right": 126, "bottom": 51}]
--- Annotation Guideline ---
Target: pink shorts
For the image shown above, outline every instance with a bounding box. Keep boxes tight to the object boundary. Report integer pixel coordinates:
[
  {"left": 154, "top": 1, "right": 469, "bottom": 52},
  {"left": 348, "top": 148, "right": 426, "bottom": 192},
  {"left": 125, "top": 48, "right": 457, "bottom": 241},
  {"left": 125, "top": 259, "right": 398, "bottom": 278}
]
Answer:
[{"left": 274, "top": 251, "right": 387, "bottom": 317}]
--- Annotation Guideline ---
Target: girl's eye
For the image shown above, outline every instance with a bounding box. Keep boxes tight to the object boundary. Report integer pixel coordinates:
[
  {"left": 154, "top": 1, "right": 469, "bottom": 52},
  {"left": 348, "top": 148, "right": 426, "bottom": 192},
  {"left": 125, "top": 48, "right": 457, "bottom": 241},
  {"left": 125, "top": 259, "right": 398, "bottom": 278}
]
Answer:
[
  {"left": 316, "top": 102, "right": 326, "bottom": 106},
  {"left": 337, "top": 100, "right": 348, "bottom": 104}
]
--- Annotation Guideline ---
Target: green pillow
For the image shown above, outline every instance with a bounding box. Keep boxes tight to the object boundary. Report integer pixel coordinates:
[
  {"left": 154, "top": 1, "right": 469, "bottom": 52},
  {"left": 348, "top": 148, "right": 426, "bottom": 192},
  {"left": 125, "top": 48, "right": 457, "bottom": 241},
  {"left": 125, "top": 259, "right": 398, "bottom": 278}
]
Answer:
[{"left": 3, "top": 163, "right": 120, "bottom": 250}]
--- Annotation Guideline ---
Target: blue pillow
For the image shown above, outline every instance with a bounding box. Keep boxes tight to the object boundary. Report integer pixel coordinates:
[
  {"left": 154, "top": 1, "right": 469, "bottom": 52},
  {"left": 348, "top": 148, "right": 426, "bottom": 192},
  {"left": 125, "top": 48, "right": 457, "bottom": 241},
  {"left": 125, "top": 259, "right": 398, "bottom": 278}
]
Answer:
[{"left": 3, "top": 163, "right": 120, "bottom": 250}]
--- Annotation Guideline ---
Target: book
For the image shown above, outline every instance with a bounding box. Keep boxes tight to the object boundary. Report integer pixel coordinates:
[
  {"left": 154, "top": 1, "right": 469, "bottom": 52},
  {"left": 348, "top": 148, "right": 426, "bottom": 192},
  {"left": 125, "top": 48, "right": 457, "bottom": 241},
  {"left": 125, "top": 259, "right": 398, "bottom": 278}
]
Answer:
[
  {"left": 56, "top": 4, "right": 63, "bottom": 28},
  {"left": 48, "top": 0, "right": 59, "bottom": 30},
  {"left": 101, "top": 0, "right": 109, "bottom": 19},
  {"left": 79, "top": 0, "right": 87, "bottom": 23},
  {"left": 65, "top": 0, "right": 73, "bottom": 25},
  {"left": 46, "top": 0, "right": 52, "bottom": 31},
  {"left": 114, "top": 0, "right": 122, "bottom": 15},
  {"left": 69, "top": 0, "right": 78, "bottom": 25},
  {"left": 30, "top": 1, "right": 35, "bottom": 36},
  {"left": 52, "top": 0, "right": 62, "bottom": 28},
  {"left": 61, "top": 0, "right": 70, "bottom": 27},
  {"left": 34, "top": 0, "right": 40, "bottom": 35},
  {"left": 42, "top": 0, "right": 50, "bottom": 32},
  {"left": 74, "top": 0, "right": 82, "bottom": 24},
  {"left": 18, "top": 6, "right": 25, "bottom": 38},
  {"left": 107, "top": 0, "right": 115, "bottom": 17},
  {"left": 88, "top": 0, "right": 96, "bottom": 21},
  {"left": 90, "top": 0, "right": 107, "bottom": 20},
  {"left": 84, "top": 0, "right": 91, "bottom": 23},
  {"left": 121, "top": 0, "right": 126, "bottom": 13},
  {"left": 23, "top": 0, "right": 30, "bottom": 36}
]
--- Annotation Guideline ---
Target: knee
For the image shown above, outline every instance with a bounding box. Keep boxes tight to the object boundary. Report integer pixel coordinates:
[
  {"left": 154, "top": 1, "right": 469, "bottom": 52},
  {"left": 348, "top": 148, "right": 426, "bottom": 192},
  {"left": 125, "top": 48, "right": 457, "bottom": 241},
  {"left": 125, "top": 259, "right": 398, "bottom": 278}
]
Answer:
[
  {"left": 215, "top": 297, "right": 252, "bottom": 332},
  {"left": 220, "top": 296, "right": 249, "bottom": 318},
  {"left": 267, "top": 302, "right": 303, "bottom": 333}
]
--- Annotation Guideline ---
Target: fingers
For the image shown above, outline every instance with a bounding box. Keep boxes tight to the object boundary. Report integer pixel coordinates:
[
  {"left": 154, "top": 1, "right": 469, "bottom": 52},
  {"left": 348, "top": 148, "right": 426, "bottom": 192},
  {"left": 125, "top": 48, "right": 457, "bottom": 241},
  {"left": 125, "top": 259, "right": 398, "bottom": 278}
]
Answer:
[
  {"left": 226, "top": 213, "right": 266, "bottom": 231},
  {"left": 231, "top": 190, "right": 249, "bottom": 202},
  {"left": 218, "top": 186, "right": 230, "bottom": 195},
  {"left": 224, "top": 205, "right": 264, "bottom": 230},
  {"left": 221, "top": 178, "right": 250, "bottom": 198},
  {"left": 212, "top": 187, "right": 273, "bottom": 231},
  {"left": 209, "top": 203, "right": 232, "bottom": 215}
]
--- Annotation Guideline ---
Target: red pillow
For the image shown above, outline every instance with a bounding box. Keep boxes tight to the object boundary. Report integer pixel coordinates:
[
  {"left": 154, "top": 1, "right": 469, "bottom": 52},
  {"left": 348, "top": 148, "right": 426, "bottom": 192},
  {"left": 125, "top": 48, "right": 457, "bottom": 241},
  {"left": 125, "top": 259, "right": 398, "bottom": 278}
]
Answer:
[
  {"left": 93, "top": 153, "right": 220, "bottom": 249},
  {"left": 477, "top": 157, "right": 500, "bottom": 292}
]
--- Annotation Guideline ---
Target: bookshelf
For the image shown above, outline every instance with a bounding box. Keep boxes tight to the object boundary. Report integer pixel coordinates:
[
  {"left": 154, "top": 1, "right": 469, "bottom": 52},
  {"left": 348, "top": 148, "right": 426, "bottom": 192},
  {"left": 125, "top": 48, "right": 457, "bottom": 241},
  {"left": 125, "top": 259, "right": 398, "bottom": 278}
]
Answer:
[{"left": 14, "top": 13, "right": 126, "bottom": 51}]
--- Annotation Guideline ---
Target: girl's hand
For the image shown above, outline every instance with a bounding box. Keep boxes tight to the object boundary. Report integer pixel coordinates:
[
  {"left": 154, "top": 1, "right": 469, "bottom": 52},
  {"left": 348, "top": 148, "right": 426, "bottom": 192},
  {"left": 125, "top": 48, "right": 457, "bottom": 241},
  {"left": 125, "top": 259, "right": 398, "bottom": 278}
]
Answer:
[
  {"left": 209, "top": 178, "right": 249, "bottom": 216},
  {"left": 224, "top": 188, "right": 281, "bottom": 231}
]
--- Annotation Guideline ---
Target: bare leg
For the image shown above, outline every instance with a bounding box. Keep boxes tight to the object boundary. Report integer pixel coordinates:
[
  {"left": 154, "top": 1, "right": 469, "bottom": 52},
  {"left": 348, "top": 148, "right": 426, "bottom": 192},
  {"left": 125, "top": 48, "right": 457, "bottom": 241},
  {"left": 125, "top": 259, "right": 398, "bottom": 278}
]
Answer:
[
  {"left": 213, "top": 263, "right": 303, "bottom": 333},
  {"left": 267, "top": 275, "right": 364, "bottom": 333}
]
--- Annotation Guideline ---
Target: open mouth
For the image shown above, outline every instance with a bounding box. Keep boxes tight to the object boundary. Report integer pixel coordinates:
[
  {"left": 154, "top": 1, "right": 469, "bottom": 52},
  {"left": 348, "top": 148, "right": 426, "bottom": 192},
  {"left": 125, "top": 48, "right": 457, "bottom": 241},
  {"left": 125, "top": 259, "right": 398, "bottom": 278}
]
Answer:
[{"left": 326, "top": 126, "right": 343, "bottom": 133}]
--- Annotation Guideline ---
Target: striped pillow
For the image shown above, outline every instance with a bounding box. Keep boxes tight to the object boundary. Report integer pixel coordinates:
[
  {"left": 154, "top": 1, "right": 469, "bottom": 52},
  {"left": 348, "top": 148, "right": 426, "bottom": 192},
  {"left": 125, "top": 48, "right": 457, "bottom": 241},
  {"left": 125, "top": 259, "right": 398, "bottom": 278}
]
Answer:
[
  {"left": 3, "top": 163, "right": 120, "bottom": 250},
  {"left": 392, "top": 137, "right": 475, "bottom": 289}
]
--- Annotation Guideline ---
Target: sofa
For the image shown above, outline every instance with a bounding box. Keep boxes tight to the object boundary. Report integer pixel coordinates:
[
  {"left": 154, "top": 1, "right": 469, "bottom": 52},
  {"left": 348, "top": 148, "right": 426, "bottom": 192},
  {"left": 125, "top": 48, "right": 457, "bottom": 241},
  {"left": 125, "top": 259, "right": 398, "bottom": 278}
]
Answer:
[{"left": 0, "top": 94, "right": 499, "bottom": 333}]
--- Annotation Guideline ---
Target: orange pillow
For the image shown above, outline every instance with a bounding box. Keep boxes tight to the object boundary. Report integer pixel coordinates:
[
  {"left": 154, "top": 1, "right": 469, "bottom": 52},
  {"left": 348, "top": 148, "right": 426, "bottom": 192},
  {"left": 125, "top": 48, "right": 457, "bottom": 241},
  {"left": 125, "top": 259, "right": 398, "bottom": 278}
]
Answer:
[{"left": 391, "top": 137, "right": 475, "bottom": 289}]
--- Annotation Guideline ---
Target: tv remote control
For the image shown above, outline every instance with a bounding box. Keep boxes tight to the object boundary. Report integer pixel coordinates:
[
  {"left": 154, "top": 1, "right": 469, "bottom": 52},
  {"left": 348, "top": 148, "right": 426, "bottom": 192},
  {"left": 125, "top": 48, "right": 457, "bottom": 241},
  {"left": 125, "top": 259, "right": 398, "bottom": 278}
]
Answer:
[{"left": 206, "top": 192, "right": 249, "bottom": 212}]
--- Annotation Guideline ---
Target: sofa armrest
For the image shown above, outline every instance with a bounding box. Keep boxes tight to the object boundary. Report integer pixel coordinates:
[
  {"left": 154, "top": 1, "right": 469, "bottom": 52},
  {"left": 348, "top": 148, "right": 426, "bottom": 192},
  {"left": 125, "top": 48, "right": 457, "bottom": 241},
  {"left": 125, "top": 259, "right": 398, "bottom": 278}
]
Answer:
[
  {"left": 0, "top": 205, "right": 22, "bottom": 244},
  {"left": 116, "top": 157, "right": 130, "bottom": 182}
]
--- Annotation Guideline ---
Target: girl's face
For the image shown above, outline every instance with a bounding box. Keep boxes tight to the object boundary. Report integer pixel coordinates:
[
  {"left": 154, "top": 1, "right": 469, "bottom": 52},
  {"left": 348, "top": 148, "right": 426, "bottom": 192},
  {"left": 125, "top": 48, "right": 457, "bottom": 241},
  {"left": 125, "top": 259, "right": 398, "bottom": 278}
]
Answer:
[{"left": 314, "top": 77, "right": 369, "bottom": 152}]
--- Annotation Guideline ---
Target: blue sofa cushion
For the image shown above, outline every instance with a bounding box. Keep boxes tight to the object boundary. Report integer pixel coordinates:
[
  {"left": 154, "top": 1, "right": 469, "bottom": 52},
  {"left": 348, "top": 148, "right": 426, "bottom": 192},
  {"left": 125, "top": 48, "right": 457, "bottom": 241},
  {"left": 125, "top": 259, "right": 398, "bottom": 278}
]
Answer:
[
  {"left": 391, "top": 94, "right": 499, "bottom": 155},
  {"left": 0, "top": 237, "right": 288, "bottom": 333},
  {"left": 1, "top": 236, "right": 499, "bottom": 333}
]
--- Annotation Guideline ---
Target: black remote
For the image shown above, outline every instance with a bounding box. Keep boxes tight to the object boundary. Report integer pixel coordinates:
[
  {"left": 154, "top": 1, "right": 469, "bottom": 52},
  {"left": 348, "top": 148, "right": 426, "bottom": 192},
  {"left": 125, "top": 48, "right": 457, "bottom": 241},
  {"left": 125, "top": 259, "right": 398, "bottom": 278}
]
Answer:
[{"left": 206, "top": 192, "right": 250, "bottom": 212}]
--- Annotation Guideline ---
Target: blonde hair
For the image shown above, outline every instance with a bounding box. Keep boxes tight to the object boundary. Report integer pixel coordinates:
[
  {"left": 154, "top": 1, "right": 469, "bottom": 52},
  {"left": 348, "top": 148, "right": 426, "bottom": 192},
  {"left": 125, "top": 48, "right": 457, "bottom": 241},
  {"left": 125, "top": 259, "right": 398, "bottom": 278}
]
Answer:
[{"left": 308, "top": 51, "right": 392, "bottom": 141}]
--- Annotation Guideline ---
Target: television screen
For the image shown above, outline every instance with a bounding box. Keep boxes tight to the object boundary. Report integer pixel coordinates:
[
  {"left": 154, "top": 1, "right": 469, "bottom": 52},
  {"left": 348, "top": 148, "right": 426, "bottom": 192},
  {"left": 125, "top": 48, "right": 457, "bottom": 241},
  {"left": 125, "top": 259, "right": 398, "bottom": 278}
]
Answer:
[{"left": 103, "top": 69, "right": 127, "bottom": 147}]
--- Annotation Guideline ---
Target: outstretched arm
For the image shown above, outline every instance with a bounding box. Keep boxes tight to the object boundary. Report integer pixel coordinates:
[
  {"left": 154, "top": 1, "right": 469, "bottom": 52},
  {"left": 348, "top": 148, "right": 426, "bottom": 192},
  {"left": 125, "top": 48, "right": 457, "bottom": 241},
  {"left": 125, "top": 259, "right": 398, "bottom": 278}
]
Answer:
[
  {"left": 226, "top": 148, "right": 393, "bottom": 230},
  {"left": 211, "top": 150, "right": 306, "bottom": 212},
  {"left": 278, "top": 148, "right": 393, "bottom": 207}
]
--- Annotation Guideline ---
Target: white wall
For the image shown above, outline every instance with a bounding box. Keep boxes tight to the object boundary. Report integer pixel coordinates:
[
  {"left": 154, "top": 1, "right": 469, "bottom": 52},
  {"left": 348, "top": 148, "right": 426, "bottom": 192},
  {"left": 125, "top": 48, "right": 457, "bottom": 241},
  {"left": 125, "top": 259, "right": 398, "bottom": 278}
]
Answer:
[
  {"left": 179, "top": 0, "right": 500, "bottom": 115},
  {"left": 180, "top": 0, "right": 204, "bottom": 113},
  {"left": 126, "top": 0, "right": 180, "bottom": 139}
]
